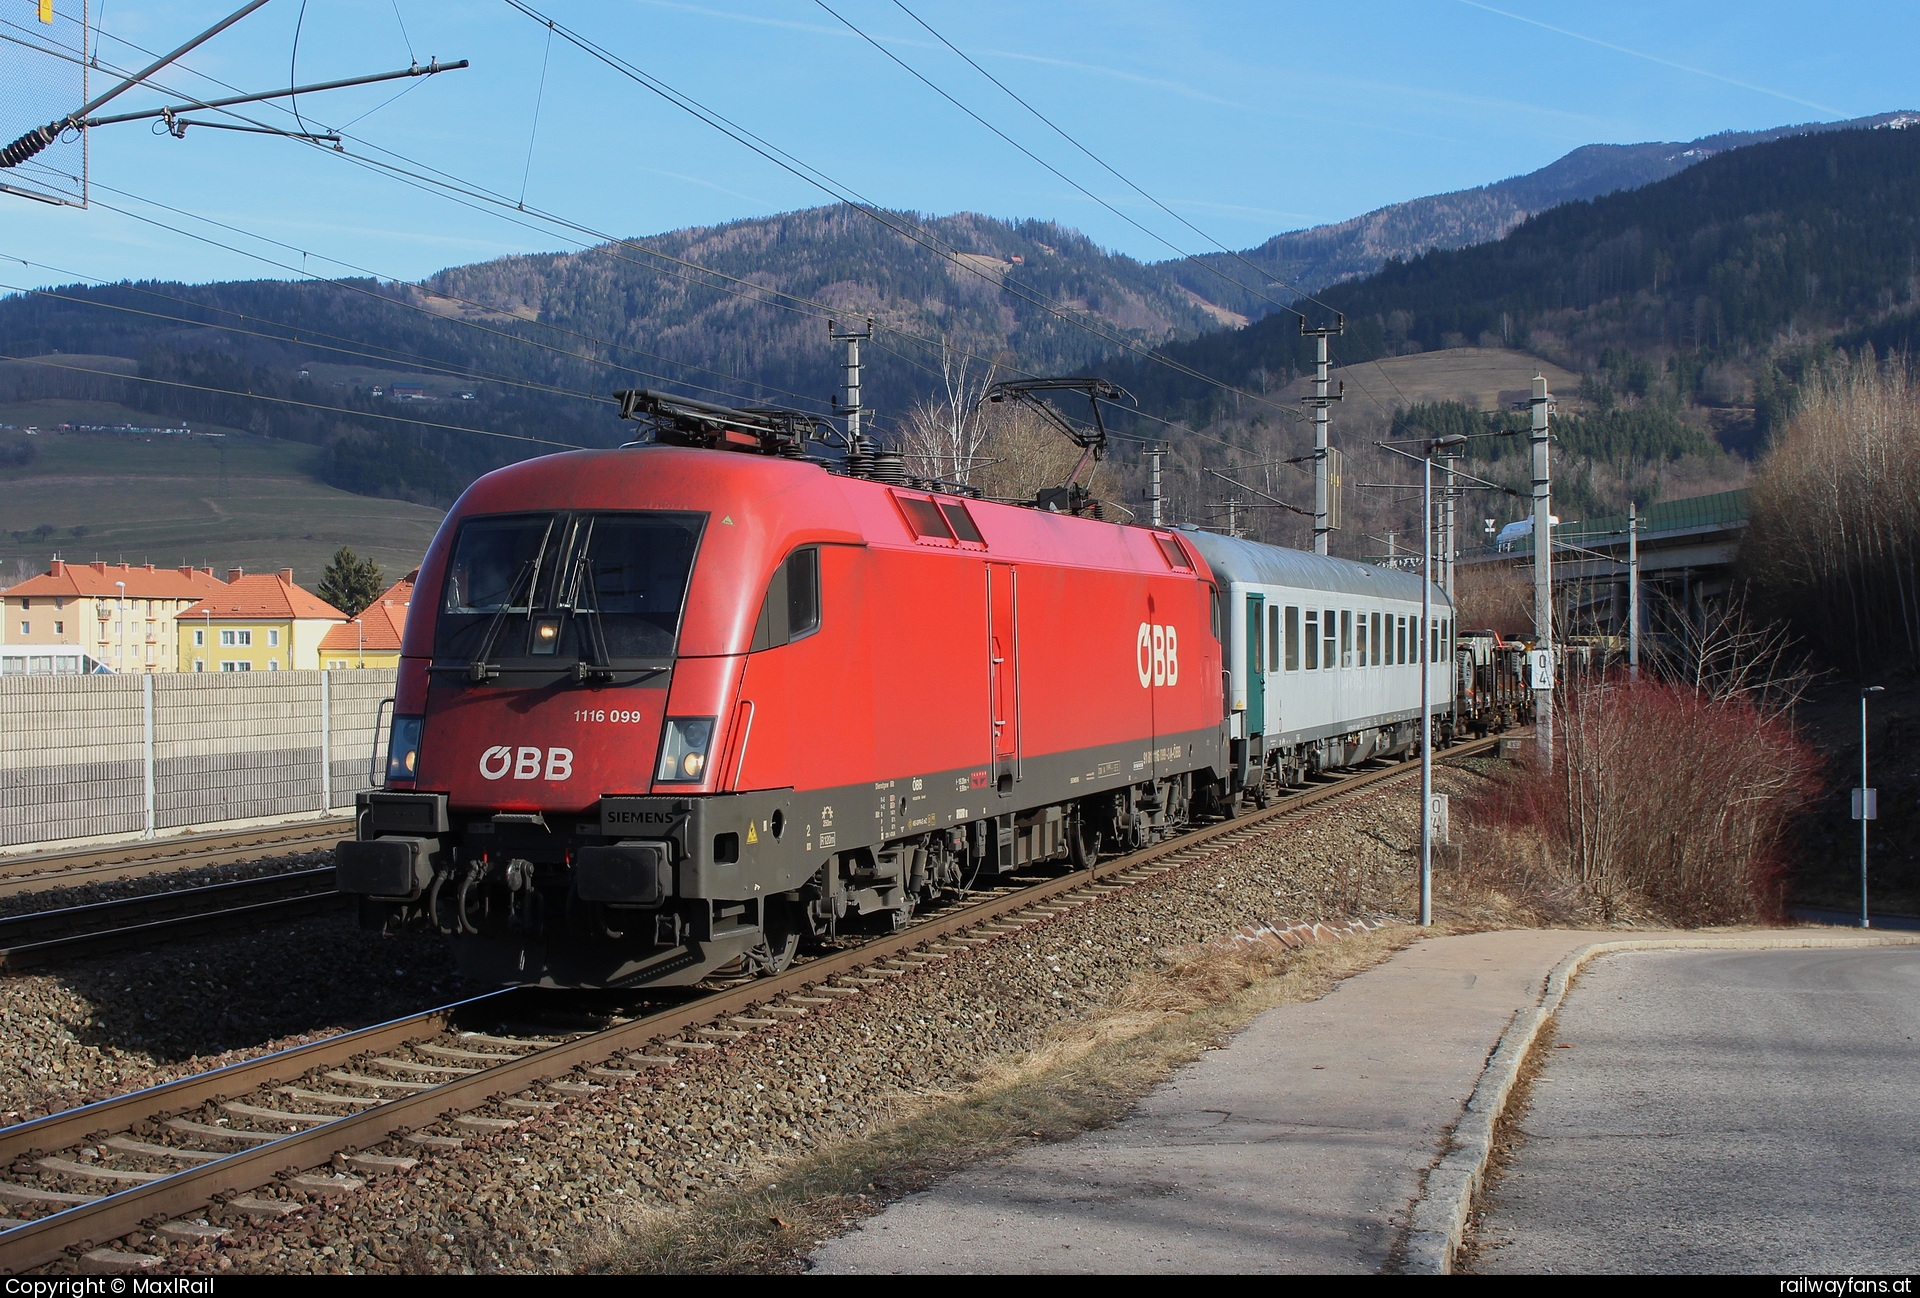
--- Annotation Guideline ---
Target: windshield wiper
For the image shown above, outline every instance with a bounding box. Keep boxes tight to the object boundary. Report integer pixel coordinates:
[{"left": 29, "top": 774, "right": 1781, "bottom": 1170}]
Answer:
[
  {"left": 429, "top": 557, "right": 537, "bottom": 683},
  {"left": 569, "top": 557, "right": 617, "bottom": 684}
]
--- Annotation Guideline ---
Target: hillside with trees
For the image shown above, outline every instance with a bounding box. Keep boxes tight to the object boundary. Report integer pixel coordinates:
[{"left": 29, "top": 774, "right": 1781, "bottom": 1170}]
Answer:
[{"left": 1177, "top": 111, "right": 1918, "bottom": 321}]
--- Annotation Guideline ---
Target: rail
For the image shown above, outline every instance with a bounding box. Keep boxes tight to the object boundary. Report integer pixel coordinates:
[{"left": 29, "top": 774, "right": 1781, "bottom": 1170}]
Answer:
[
  {"left": 0, "top": 869, "right": 345, "bottom": 971},
  {"left": 0, "top": 736, "right": 1498, "bottom": 1273}
]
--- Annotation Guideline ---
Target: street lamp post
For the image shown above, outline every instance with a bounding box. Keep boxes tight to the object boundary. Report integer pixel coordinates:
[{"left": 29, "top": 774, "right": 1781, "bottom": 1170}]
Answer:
[
  {"left": 1859, "top": 685, "right": 1885, "bottom": 929},
  {"left": 1420, "top": 433, "right": 1468, "bottom": 927}
]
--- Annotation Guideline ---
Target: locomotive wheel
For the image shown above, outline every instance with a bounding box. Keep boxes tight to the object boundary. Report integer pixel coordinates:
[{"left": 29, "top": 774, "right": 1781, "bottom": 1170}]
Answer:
[
  {"left": 1068, "top": 809, "right": 1103, "bottom": 869},
  {"left": 739, "top": 901, "right": 801, "bottom": 977}
]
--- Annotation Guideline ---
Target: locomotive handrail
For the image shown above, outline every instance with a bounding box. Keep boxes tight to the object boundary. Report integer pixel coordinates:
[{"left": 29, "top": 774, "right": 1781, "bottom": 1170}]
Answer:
[{"left": 368, "top": 697, "right": 394, "bottom": 788}]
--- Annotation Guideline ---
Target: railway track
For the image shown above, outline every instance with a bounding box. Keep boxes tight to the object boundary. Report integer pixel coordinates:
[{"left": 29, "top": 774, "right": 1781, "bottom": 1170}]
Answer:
[
  {"left": 0, "top": 738, "right": 1498, "bottom": 1273},
  {"left": 0, "top": 869, "right": 346, "bottom": 972},
  {"left": 0, "top": 821, "right": 353, "bottom": 900}
]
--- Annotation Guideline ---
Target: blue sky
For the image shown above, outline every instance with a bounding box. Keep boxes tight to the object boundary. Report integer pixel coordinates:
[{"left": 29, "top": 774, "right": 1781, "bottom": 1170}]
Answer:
[{"left": 1, "top": 0, "right": 1913, "bottom": 291}]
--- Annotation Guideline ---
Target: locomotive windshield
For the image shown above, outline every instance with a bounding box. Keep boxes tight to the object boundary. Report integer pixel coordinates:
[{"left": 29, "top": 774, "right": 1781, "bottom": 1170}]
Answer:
[{"left": 436, "top": 510, "right": 705, "bottom": 668}]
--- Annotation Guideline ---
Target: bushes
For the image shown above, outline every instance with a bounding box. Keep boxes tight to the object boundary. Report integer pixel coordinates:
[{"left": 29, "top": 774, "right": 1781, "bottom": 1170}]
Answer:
[
  {"left": 1462, "top": 678, "right": 1821, "bottom": 925},
  {"left": 1743, "top": 357, "right": 1920, "bottom": 672}
]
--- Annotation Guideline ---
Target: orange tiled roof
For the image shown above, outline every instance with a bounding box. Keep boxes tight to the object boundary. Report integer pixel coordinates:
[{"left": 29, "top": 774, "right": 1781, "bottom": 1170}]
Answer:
[
  {"left": 2, "top": 559, "right": 226, "bottom": 601},
  {"left": 182, "top": 570, "right": 346, "bottom": 623},
  {"left": 318, "top": 576, "right": 413, "bottom": 653}
]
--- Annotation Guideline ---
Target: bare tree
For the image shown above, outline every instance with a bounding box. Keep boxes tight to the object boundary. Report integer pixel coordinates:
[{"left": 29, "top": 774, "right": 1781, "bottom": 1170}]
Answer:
[
  {"left": 894, "top": 340, "right": 996, "bottom": 487},
  {"left": 1645, "top": 589, "right": 1818, "bottom": 713}
]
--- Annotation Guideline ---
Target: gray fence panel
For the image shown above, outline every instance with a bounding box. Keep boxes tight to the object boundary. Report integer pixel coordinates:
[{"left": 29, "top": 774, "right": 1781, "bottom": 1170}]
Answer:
[
  {"left": 0, "top": 669, "right": 397, "bottom": 851},
  {"left": 328, "top": 670, "right": 394, "bottom": 808}
]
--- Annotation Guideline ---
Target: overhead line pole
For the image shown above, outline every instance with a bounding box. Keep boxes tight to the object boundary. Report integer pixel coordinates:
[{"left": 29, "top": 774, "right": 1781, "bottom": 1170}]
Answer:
[
  {"left": 1144, "top": 443, "right": 1165, "bottom": 526},
  {"left": 1301, "top": 317, "right": 1344, "bottom": 555},
  {"left": 830, "top": 317, "right": 872, "bottom": 443},
  {"left": 2, "top": 0, "right": 273, "bottom": 167},
  {"left": 1628, "top": 502, "right": 1640, "bottom": 682},
  {"left": 1530, "top": 374, "right": 1555, "bottom": 761}
]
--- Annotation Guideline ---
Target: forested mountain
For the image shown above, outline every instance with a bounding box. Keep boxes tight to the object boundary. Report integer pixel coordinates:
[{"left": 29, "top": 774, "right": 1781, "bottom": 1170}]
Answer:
[
  {"left": 1177, "top": 111, "right": 1918, "bottom": 320},
  {"left": 1115, "top": 123, "right": 1920, "bottom": 440},
  {"left": 0, "top": 208, "right": 1220, "bottom": 503},
  {"left": 6, "top": 114, "right": 1917, "bottom": 513}
]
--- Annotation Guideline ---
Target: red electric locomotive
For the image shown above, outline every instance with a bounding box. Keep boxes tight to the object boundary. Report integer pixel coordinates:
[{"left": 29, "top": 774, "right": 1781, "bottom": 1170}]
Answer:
[{"left": 337, "top": 395, "right": 1228, "bottom": 988}]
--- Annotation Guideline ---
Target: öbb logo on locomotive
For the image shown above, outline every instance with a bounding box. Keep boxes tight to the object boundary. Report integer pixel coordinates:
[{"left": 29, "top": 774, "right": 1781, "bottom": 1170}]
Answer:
[
  {"left": 478, "top": 745, "right": 575, "bottom": 781},
  {"left": 1136, "top": 621, "right": 1180, "bottom": 687}
]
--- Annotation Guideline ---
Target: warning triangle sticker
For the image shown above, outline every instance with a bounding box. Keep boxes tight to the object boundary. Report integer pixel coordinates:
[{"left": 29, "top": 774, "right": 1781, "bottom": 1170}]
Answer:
[
  {"left": 746, "top": 824, "right": 759, "bottom": 844},
  {"left": 721, "top": 515, "right": 735, "bottom": 525}
]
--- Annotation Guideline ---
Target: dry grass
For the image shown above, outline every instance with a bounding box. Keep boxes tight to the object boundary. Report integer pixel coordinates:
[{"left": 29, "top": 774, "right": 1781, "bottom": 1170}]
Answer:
[{"left": 584, "top": 926, "right": 1414, "bottom": 1275}]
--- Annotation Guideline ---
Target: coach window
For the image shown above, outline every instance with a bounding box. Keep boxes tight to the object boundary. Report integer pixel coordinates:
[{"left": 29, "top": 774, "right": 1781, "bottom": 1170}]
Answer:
[
  {"left": 1371, "top": 612, "right": 1382, "bottom": 666},
  {"left": 1285, "top": 606, "right": 1300, "bottom": 671},
  {"left": 1394, "top": 616, "right": 1405, "bottom": 665},
  {"left": 750, "top": 547, "right": 821, "bottom": 651},
  {"left": 1303, "top": 609, "right": 1319, "bottom": 670},
  {"left": 1340, "top": 611, "right": 1352, "bottom": 668},
  {"left": 1356, "top": 612, "right": 1368, "bottom": 667},
  {"left": 1267, "top": 605, "right": 1280, "bottom": 672},
  {"left": 1322, "top": 609, "right": 1337, "bottom": 671}
]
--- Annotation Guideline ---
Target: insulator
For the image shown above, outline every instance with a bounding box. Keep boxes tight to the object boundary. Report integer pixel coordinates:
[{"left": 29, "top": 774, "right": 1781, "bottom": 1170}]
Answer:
[{"left": 869, "top": 451, "right": 908, "bottom": 485}]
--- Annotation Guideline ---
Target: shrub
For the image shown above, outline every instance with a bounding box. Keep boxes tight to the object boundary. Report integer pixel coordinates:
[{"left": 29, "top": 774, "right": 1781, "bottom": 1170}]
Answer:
[
  {"left": 1743, "top": 356, "right": 1920, "bottom": 672},
  {"left": 1460, "top": 677, "right": 1821, "bottom": 926}
]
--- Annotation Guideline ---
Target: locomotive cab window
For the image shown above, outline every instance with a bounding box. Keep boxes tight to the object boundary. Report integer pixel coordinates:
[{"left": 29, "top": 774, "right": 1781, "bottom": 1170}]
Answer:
[
  {"left": 752, "top": 547, "right": 822, "bottom": 651},
  {"left": 436, "top": 510, "right": 704, "bottom": 668}
]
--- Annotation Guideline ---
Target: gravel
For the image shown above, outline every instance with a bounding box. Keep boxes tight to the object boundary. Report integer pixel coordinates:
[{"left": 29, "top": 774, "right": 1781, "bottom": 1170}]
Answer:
[
  {"left": 66, "top": 766, "right": 1478, "bottom": 1276},
  {"left": 0, "top": 910, "right": 463, "bottom": 1124},
  {"left": 0, "top": 849, "right": 339, "bottom": 920}
]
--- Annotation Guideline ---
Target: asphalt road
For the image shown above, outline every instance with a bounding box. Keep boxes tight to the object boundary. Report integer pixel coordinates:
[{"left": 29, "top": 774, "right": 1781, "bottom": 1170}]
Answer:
[{"left": 1471, "top": 946, "right": 1920, "bottom": 1273}]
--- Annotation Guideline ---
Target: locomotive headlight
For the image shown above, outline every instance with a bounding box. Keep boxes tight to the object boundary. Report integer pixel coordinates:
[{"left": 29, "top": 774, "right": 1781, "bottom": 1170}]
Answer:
[
  {"left": 531, "top": 617, "right": 561, "bottom": 655},
  {"left": 386, "top": 715, "right": 423, "bottom": 786},
  {"left": 656, "top": 717, "right": 716, "bottom": 784}
]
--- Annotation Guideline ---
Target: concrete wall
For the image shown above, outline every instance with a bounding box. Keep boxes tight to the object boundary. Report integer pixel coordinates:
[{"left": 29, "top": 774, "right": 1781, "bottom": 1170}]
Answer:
[{"left": 0, "top": 669, "right": 396, "bottom": 853}]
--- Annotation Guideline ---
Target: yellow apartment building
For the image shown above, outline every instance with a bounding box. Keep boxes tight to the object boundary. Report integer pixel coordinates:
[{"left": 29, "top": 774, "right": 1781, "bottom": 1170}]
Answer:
[
  {"left": 0, "top": 560, "right": 229, "bottom": 673},
  {"left": 177, "top": 569, "right": 347, "bottom": 672},
  {"left": 317, "top": 574, "right": 414, "bottom": 669}
]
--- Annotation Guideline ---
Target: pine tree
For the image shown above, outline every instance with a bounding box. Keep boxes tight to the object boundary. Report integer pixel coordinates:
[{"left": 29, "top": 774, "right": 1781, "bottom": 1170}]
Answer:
[{"left": 317, "top": 546, "right": 383, "bottom": 617}]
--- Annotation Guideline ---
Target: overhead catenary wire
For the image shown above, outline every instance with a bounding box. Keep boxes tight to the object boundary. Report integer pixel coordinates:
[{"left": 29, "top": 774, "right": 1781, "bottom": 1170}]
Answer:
[
  {"left": 12, "top": 11, "right": 1226, "bottom": 441},
  {"left": 12, "top": 10, "right": 1290, "bottom": 464},
  {"left": 0, "top": 354, "right": 584, "bottom": 449},
  {"left": 10, "top": 162, "right": 840, "bottom": 414},
  {"left": 813, "top": 0, "right": 1306, "bottom": 323},
  {"left": 880, "top": 0, "right": 1411, "bottom": 422},
  {"left": 499, "top": 0, "right": 1308, "bottom": 426}
]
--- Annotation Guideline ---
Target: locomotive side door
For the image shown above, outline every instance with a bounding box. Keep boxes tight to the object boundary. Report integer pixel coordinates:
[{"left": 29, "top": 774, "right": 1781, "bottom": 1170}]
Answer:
[{"left": 988, "top": 563, "right": 1020, "bottom": 795}]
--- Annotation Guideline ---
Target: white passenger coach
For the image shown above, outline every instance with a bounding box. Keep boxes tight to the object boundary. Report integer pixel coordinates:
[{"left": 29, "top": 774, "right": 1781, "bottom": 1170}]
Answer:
[{"left": 1178, "top": 529, "right": 1455, "bottom": 799}]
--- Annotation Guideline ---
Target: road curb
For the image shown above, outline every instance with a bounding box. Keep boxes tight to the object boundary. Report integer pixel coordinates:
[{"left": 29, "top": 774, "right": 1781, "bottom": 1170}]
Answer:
[{"left": 1400, "top": 929, "right": 1920, "bottom": 1274}]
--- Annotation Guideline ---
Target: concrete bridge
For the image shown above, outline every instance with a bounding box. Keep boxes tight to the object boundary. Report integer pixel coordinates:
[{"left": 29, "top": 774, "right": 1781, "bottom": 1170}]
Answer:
[{"left": 1454, "top": 488, "right": 1750, "bottom": 638}]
